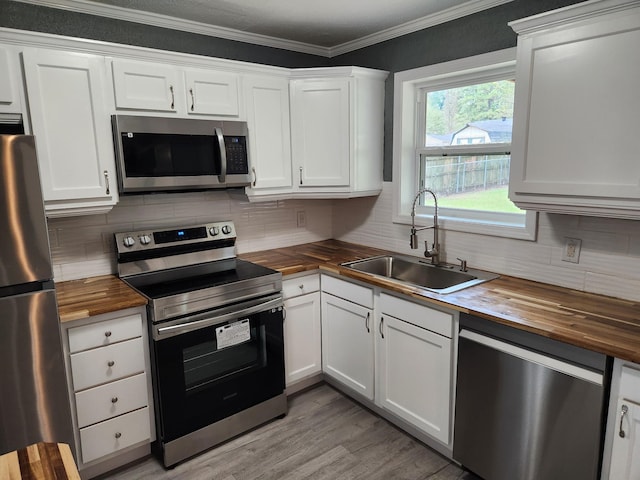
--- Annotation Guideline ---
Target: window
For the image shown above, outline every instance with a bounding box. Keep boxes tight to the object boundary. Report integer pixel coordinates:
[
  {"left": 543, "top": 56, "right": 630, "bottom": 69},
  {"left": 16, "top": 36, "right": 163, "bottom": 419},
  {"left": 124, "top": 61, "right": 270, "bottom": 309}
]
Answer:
[{"left": 393, "top": 49, "right": 537, "bottom": 240}]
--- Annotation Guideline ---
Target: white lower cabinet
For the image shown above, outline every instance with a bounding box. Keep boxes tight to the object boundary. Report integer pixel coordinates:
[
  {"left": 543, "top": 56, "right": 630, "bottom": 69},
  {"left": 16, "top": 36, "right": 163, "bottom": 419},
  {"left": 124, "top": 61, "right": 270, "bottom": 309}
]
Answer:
[
  {"left": 282, "top": 274, "right": 322, "bottom": 387},
  {"left": 319, "top": 274, "right": 456, "bottom": 451},
  {"left": 377, "top": 293, "right": 454, "bottom": 445},
  {"left": 321, "top": 275, "right": 375, "bottom": 401},
  {"left": 604, "top": 359, "right": 640, "bottom": 480},
  {"left": 62, "top": 307, "right": 154, "bottom": 478},
  {"left": 79, "top": 407, "right": 151, "bottom": 464}
]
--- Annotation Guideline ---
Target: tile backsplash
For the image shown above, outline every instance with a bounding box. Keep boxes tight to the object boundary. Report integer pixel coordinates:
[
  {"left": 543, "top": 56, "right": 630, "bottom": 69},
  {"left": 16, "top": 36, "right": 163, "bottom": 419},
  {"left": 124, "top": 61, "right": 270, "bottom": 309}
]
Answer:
[
  {"left": 334, "top": 183, "right": 640, "bottom": 302},
  {"left": 49, "top": 183, "right": 640, "bottom": 303},
  {"left": 48, "top": 190, "right": 333, "bottom": 282}
]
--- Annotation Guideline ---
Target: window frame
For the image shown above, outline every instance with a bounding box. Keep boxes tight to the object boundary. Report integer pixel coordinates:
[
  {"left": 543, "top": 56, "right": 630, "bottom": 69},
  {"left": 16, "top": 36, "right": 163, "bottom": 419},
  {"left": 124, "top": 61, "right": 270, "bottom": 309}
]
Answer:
[{"left": 392, "top": 48, "right": 537, "bottom": 241}]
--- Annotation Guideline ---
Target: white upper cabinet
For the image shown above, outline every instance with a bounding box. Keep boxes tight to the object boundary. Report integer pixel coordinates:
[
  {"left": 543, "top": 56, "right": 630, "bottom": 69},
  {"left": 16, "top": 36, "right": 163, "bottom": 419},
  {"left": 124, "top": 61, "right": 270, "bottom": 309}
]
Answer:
[
  {"left": 509, "top": 0, "right": 640, "bottom": 218},
  {"left": 112, "top": 60, "right": 183, "bottom": 113},
  {"left": 22, "top": 48, "right": 118, "bottom": 217},
  {"left": 287, "top": 67, "right": 387, "bottom": 199},
  {"left": 0, "top": 46, "right": 22, "bottom": 113},
  {"left": 111, "top": 59, "right": 240, "bottom": 117},
  {"left": 291, "top": 78, "right": 351, "bottom": 188},
  {"left": 184, "top": 69, "right": 239, "bottom": 116},
  {"left": 243, "top": 74, "right": 292, "bottom": 194}
]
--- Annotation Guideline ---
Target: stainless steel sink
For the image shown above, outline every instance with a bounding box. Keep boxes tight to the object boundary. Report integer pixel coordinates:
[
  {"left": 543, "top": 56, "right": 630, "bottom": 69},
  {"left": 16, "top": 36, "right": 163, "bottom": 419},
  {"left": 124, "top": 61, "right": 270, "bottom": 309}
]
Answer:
[{"left": 341, "top": 255, "right": 498, "bottom": 294}]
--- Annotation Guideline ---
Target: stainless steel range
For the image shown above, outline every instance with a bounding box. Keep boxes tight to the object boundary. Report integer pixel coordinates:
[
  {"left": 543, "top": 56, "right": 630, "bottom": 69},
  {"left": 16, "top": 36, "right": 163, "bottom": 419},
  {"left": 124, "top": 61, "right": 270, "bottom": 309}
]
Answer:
[{"left": 115, "top": 221, "right": 286, "bottom": 468}]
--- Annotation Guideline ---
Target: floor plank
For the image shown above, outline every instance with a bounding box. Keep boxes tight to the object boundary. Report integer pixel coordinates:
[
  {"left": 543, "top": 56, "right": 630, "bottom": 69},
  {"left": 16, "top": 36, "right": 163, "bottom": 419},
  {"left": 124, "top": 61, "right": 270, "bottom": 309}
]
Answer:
[{"left": 98, "top": 384, "right": 479, "bottom": 480}]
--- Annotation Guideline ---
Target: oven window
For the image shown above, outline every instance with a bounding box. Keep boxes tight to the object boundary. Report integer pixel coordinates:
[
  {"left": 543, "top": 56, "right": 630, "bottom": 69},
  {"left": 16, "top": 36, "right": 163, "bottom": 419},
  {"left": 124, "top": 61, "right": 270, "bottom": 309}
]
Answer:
[
  {"left": 121, "top": 132, "right": 221, "bottom": 177},
  {"left": 182, "top": 318, "right": 265, "bottom": 393}
]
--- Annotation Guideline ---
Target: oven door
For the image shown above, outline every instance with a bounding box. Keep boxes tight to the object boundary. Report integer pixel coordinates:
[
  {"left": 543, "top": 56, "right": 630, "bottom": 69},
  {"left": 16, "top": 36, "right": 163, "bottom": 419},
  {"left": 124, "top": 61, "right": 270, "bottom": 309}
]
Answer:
[{"left": 150, "top": 294, "right": 284, "bottom": 443}]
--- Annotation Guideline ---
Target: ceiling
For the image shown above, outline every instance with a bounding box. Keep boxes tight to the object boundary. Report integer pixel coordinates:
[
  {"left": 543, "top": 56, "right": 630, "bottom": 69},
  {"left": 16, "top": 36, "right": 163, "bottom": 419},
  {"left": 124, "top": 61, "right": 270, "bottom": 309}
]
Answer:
[{"left": 19, "top": 0, "right": 513, "bottom": 56}]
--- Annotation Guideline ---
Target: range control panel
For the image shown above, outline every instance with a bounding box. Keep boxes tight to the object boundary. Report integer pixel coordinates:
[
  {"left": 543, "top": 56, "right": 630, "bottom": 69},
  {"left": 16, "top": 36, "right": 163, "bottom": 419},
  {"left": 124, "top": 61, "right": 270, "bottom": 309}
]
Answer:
[{"left": 115, "top": 221, "right": 236, "bottom": 254}]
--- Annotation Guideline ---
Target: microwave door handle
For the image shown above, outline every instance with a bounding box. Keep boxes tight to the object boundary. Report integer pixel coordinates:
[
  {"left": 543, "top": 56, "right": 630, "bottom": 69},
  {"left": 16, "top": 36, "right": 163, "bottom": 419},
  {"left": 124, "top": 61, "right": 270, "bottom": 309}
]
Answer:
[{"left": 215, "top": 127, "right": 227, "bottom": 183}]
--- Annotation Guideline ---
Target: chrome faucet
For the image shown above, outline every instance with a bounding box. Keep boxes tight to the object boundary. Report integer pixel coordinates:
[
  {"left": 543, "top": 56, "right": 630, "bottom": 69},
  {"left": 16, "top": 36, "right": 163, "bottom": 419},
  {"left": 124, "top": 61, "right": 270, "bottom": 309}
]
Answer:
[{"left": 410, "top": 188, "right": 440, "bottom": 265}]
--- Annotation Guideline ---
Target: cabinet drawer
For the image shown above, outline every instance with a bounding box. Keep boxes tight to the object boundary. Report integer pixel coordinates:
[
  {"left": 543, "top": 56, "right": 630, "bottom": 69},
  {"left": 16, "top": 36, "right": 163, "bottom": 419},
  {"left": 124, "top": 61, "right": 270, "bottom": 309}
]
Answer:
[
  {"left": 283, "top": 274, "right": 320, "bottom": 299},
  {"left": 79, "top": 406, "right": 150, "bottom": 464},
  {"left": 322, "top": 275, "right": 373, "bottom": 309},
  {"left": 70, "top": 337, "right": 145, "bottom": 391},
  {"left": 620, "top": 364, "right": 640, "bottom": 403},
  {"left": 380, "top": 293, "right": 453, "bottom": 338},
  {"left": 75, "top": 373, "right": 148, "bottom": 428},
  {"left": 68, "top": 314, "right": 142, "bottom": 353}
]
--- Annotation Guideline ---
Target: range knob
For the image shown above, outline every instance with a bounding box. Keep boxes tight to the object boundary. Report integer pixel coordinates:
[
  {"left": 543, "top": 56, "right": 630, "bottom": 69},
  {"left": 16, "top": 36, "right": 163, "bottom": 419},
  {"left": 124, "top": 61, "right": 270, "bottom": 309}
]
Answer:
[
  {"left": 209, "top": 226, "right": 220, "bottom": 236},
  {"left": 221, "top": 225, "right": 232, "bottom": 235},
  {"left": 122, "top": 236, "right": 135, "bottom": 248},
  {"left": 139, "top": 234, "right": 151, "bottom": 245}
]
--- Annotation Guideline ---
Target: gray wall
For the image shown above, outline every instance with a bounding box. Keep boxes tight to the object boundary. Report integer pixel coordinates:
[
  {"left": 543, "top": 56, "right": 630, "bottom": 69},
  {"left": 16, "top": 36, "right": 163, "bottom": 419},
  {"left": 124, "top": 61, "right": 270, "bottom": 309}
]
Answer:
[
  {"left": 0, "top": 0, "right": 329, "bottom": 68},
  {"left": 332, "top": 0, "right": 585, "bottom": 181},
  {"left": 1, "top": 0, "right": 585, "bottom": 180}
]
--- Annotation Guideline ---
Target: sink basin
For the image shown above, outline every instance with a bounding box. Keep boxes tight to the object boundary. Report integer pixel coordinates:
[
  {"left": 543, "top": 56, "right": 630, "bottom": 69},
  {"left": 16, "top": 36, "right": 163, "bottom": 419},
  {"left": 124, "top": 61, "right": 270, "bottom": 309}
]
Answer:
[{"left": 341, "top": 255, "right": 498, "bottom": 294}]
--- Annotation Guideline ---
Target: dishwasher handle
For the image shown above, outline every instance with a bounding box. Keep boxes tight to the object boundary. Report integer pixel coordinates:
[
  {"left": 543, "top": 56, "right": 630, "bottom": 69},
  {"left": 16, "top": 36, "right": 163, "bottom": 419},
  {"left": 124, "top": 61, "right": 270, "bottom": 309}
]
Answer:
[{"left": 459, "top": 329, "right": 603, "bottom": 386}]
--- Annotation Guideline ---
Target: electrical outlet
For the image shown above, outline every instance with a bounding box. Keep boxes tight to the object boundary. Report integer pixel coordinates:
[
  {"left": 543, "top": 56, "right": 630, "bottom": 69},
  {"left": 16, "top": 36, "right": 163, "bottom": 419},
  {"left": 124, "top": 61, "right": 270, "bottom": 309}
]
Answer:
[
  {"left": 296, "top": 210, "right": 306, "bottom": 228},
  {"left": 562, "top": 237, "right": 582, "bottom": 263}
]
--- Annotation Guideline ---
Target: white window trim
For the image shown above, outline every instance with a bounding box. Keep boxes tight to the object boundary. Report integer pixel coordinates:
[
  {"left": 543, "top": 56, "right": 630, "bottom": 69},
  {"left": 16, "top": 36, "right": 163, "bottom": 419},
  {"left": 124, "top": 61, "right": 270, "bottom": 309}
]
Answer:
[{"left": 392, "top": 47, "right": 538, "bottom": 241}]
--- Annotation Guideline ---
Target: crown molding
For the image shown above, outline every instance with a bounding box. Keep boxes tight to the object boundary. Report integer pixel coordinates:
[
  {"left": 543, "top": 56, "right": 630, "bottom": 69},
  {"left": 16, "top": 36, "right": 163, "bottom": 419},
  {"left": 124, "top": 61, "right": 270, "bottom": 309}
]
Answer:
[
  {"left": 329, "top": 0, "right": 514, "bottom": 56},
  {"left": 12, "top": 0, "right": 514, "bottom": 58},
  {"left": 11, "top": 0, "right": 331, "bottom": 56}
]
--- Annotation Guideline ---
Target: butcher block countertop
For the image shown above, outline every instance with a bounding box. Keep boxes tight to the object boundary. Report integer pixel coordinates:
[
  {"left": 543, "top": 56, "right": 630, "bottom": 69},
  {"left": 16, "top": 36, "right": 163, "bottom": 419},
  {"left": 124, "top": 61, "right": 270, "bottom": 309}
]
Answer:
[
  {"left": 0, "top": 442, "right": 79, "bottom": 480},
  {"left": 56, "top": 275, "right": 147, "bottom": 323},
  {"left": 240, "top": 240, "right": 640, "bottom": 364},
  {"left": 55, "top": 240, "right": 640, "bottom": 363}
]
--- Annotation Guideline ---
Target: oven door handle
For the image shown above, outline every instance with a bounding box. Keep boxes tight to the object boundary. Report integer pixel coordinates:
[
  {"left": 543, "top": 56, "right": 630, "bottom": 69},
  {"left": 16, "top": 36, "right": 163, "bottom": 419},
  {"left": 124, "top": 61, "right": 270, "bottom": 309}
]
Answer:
[{"left": 154, "top": 295, "right": 282, "bottom": 339}]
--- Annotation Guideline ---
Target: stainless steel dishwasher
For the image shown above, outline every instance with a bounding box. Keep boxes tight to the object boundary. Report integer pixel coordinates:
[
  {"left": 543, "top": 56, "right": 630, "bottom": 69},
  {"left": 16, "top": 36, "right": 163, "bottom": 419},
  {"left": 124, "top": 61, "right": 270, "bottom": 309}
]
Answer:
[{"left": 454, "top": 314, "right": 611, "bottom": 480}]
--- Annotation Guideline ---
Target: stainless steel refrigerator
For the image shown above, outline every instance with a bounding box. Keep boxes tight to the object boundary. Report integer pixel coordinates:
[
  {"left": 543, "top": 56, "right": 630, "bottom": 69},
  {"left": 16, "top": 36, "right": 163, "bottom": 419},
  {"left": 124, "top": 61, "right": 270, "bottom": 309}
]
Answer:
[{"left": 0, "top": 134, "right": 75, "bottom": 456}]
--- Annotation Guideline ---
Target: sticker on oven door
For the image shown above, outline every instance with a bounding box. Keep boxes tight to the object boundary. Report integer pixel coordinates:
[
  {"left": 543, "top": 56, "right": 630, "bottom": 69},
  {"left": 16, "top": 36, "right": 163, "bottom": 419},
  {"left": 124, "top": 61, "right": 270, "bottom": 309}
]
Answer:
[{"left": 216, "top": 318, "right": 250, "bottom": 349}]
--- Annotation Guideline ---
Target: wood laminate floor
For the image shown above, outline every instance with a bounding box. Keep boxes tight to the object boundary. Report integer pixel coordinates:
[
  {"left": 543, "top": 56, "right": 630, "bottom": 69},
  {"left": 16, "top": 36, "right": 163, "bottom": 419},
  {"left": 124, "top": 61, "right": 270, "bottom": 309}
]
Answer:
[{"left": 99, "top": 384, "right": 479, "bottom": 480}]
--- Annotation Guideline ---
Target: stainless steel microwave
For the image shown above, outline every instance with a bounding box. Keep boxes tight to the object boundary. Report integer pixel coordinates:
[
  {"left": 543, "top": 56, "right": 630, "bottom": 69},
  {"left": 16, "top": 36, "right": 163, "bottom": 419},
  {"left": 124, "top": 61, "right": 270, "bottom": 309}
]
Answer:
[{"left": 112, "top": 115, "right": 251, "bottom": 193}]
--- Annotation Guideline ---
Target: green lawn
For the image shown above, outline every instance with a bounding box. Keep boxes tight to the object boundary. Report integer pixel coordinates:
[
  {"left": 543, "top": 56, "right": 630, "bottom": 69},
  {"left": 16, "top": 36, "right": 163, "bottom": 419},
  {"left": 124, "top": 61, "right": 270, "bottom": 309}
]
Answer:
[{"left": 437, "top": 186, "right": 522, "bottom": 213}]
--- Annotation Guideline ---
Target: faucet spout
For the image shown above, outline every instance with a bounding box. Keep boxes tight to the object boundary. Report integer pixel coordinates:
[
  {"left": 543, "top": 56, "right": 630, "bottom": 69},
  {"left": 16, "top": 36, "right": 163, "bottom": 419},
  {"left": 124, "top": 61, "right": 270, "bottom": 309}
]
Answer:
[{"left": 410, "top": 188, "right": 440, "bottom": 265}]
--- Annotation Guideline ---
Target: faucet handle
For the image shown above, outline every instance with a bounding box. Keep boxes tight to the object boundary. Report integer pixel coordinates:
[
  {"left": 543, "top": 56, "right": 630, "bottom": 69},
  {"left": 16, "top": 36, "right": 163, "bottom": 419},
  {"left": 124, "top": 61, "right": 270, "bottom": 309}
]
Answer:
[{"left": 456, "top": 257, "right": 468, "bottom": 272}]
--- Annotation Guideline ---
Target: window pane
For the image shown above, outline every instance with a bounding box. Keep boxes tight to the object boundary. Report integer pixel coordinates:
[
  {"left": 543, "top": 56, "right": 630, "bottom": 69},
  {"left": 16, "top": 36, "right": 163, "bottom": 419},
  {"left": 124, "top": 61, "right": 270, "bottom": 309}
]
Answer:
[
  {"left": 425, "top": 80, "right": 514, "bottom": 147},
  {"left": 420, "top": 154, "right": 522, "bottom": 214}
]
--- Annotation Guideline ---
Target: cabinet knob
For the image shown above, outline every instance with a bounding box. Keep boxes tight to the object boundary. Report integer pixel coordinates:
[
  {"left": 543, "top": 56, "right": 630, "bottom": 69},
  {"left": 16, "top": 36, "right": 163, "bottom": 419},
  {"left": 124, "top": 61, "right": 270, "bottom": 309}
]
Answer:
[
  {"left": 111, "top": 397, "right": 118, "bottom": 404},
  {"left": 107, "top": 360, "right": 115, "bottom": 367},
  {"left": 115, "top": 432, "right": 122, "bottom": 439},
  {"left": 299, "top": 284, "right": 304, "bottom": 290},
  {"left": 104, "top": 331, "right": 112, "bottom": 337}
]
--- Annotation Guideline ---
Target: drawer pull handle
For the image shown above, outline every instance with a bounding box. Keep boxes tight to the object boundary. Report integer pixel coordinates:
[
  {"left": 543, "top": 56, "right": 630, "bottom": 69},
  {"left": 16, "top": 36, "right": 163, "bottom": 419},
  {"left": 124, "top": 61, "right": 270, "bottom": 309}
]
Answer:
[
  {"left": 107, "top": 360, "right": 115, "bottom": 367},
  {"left": 169, "top": 85, "right": 175, "bottom": 110},
  {"left": 365, "top": 311, "right": 370, "bottom": 333},
  {"left": 115, "top": 432, "right": 122, "bottom": 439},
  {"left": 111, "top": 397, "right": 118, "bottom": 404},
  {"left": 379, "top": 316, "right": 384, "bottom": 339},
  {"left": 620, "top": 404, "right": 629, "bottom": 438},
  {"left": 104, "top": 331, "right": 112, "bottom": 337}
]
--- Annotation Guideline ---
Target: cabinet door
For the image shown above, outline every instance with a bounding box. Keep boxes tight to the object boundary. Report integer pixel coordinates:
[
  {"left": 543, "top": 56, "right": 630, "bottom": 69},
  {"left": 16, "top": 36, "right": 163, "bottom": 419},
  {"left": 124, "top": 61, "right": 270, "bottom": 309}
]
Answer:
[
  {"left": 22, "top": 49, "right": 117, "bottom": 215},
  {"left": 184, "top": 69, "right": 239, "bottom": 116},
  {"left": 321, "top": 293, "right": 373, "bottom": 400},
  {"left": 0, "top": 46, "right": 20, "bottom": 112},
  {"left": 510, "top": 8, "right": 640, "bottom": 215},
  {"left": 244, "top": 75, "right": 292, "bottom": 190},
  {"left": 112, "top": 59, "right": 182, "bottom": 112},
  {"left": 609, "top": 400, "right": 640, "bottom": 480},
  {"left": 377, "top": 314, "right": 452, "bottom": 444},
  {"left": 290, "top": 79, "right": 350, "bottom": 188},
  {"left": 283, "top": 291, "right": 321, "bottom": 386}
]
